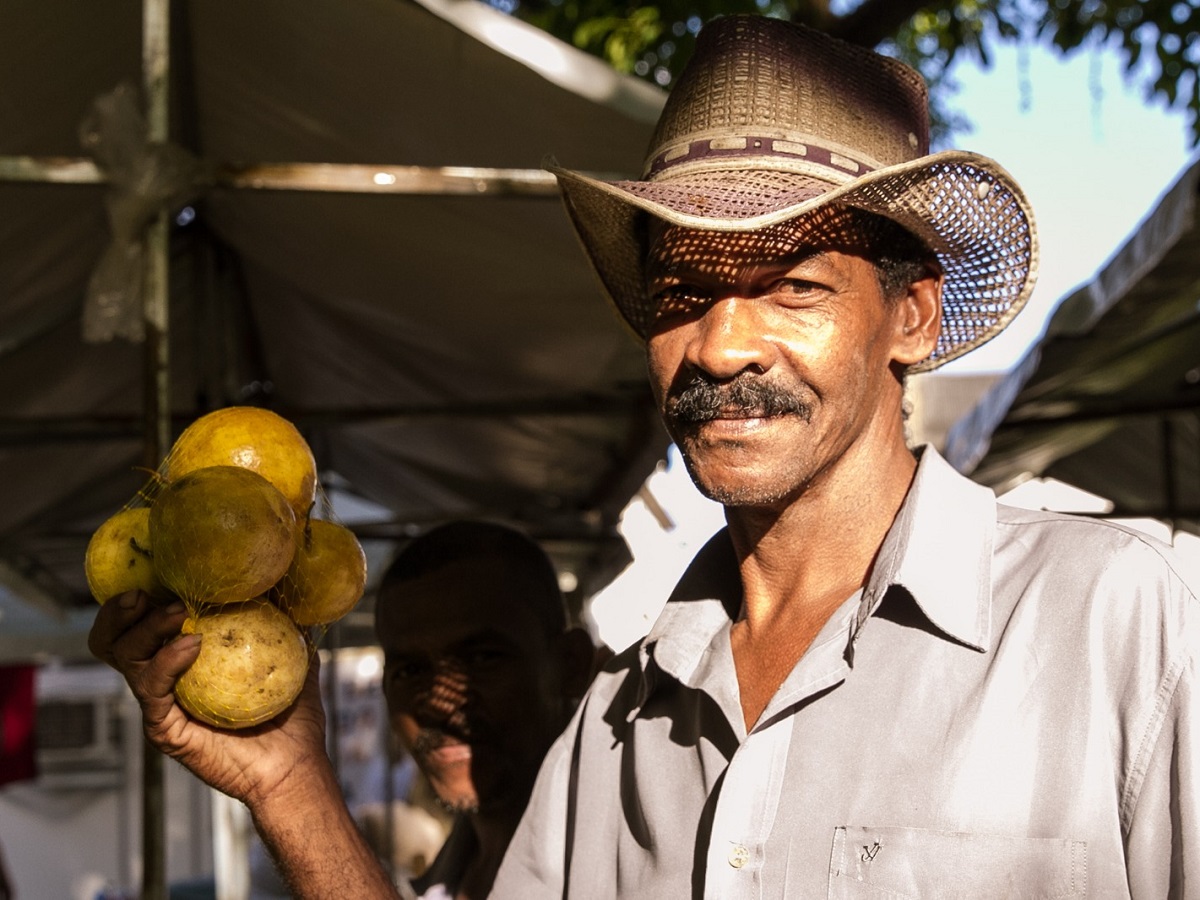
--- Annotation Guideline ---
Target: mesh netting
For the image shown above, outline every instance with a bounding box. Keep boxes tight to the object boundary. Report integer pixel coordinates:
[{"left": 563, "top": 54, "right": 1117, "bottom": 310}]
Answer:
[
  {"left": 269, "top": 508, "right": 369, "bottom": 629},
  {"left": 146, "top": 467, "right": 362, "bottom": 636},
  {"left": 147, "top": 465, "right": 295, "bottom": 612},
  {"left": 87, "top": 409, "right": 368, "bottom": 728},
  {"left": 172, "top": 598, "right": 311, "bottom": 729}
]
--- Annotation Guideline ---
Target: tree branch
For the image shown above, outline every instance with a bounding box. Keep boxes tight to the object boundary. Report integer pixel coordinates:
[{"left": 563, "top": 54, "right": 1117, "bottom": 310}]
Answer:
[{"left": 821, "top": 0, "right": 953, "bottom": 48}]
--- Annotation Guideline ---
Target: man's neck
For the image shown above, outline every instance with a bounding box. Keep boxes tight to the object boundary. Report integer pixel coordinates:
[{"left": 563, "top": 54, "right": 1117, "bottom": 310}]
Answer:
[
  {"left": 727, "top": 435, "right": 917, "bottom": 611},
  {"left": 724, "top": 435, "right": 919, "bottom": 729},
  {"left": 455, "top": 805, "right": 524, "bottom": 900}
]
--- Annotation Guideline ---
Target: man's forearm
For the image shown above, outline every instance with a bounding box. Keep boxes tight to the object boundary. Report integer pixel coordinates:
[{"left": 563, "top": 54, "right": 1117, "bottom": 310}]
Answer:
[{"left": 250, "top": 757, "right": 401, "bottom": 900}]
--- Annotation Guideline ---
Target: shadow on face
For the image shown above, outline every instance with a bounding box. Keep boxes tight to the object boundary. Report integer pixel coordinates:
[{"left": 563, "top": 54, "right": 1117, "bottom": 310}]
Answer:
[
  {"left": 376, "top": 553, "right": 588, "bottom": 818},
  {"left": 644, "top": 205, "right": 935, "bottom": 328}
]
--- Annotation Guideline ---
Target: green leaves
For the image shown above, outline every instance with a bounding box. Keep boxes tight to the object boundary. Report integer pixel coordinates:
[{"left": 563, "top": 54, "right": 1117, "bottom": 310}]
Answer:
[
  {"left": 573, "top": 8, "right": 665, "bottom": 73},
  {"left": 498, "top": 0, "right": 1199, "bottom": 143}
]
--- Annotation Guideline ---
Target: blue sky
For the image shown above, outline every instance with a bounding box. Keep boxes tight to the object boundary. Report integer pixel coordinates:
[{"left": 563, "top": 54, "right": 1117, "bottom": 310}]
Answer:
[{"left": 937, "top": 35, "right": 1196, "bottom": 373}]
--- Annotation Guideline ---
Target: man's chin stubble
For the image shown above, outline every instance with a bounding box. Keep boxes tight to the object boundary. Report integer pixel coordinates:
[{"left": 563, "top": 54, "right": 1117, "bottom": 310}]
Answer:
[
  {"left": 434, "top": 794, "right": 480, "bottom": 816},
  {"left": 675, "top": 435, "right": 814, "bottom": 508}
]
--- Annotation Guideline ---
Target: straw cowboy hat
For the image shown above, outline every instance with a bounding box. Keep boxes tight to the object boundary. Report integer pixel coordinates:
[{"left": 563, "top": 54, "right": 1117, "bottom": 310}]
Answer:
[{"left": 550, "top": 15, "right": 1038, "bottom": 373}]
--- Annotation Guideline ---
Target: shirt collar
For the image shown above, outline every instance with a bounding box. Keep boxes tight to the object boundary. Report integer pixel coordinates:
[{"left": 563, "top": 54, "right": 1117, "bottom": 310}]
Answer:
[
  {"left": 637, "top": 530, "right": 741, "bottom": 706},
  {"left": 636, "top": 445, "right": 997, "bottom": 706},
  {"left": 865, "top": 446, "right": 995, "bottom": 652}
]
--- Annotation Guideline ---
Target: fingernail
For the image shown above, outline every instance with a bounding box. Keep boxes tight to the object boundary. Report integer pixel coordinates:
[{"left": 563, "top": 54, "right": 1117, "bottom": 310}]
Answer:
[
  {"left": 118, "top": 592, "right": 139, "bottom": 609},
  {"left": 174, "top": 633, "right": 201, "bottom": 651},
  {"left": 164, "top": 601, "right": 186, "bottom": 616}
]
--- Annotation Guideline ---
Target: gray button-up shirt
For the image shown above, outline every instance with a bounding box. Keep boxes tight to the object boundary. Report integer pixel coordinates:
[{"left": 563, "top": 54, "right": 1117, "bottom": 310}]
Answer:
[{"left": 493, "top": 449, "right": 1200, "bottom": 898}]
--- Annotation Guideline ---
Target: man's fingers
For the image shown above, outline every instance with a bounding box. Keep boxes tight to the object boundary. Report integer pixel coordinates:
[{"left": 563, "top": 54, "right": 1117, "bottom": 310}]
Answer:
[
  {"left": 88, "top": 590, "right": 189, "bottom": 671},
  {"left": 131, "top": 632, "right": 202, "bottom": 724},
  {"left": 88, "top": 590, "right": 149, "bottom": 666}
]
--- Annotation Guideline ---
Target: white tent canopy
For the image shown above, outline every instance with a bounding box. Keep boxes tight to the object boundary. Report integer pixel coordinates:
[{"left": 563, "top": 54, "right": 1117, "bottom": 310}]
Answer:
[{"left": 0, "top": 0, "right": 670, "bottom": 658}]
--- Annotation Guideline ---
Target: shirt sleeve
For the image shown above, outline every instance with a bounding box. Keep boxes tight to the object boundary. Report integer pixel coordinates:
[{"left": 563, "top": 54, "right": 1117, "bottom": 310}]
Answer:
[
  {"left": 1123, "top": 616, "right": 1200, "bottom": 897},
  {"left": 489, "top": 694, "right": 589, "bottom": 899}
]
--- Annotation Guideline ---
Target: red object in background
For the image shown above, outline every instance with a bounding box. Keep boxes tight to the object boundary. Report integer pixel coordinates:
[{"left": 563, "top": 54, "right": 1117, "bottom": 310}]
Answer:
[{"left": 0, "top": 664, "right": 36, "bottom": 785}]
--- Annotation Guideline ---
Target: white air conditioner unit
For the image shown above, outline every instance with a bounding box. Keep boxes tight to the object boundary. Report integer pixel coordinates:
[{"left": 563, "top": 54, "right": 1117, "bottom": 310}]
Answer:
[{"left": 34, "top": 665, "right": 128, "bottom": 790}]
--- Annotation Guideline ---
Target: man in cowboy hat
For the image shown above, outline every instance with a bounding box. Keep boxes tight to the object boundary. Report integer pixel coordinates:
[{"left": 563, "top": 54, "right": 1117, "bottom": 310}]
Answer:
[
  {"left": 489, "top": 14, "right": 1200, "bottom": 897},
  {"left": 88, "top": 14, "right": 1198, "bottom": 898}
]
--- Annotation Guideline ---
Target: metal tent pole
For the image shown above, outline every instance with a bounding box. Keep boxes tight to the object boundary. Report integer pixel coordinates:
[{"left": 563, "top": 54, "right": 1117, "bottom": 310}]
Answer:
[
  {"left": 1161, "top": 416, "right": 1179, "bottom": 531},
  {"left": 140, "top": 0, "right": 171, "bottom": 898}
]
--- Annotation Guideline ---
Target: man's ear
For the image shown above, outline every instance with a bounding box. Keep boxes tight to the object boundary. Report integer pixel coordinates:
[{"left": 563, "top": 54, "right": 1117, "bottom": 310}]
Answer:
[
  {"left": 556, "top": 627, "right": 600, "bottom": 701},
  {"left": 892, "top": 265, "right": 943, "bottom": 367}
]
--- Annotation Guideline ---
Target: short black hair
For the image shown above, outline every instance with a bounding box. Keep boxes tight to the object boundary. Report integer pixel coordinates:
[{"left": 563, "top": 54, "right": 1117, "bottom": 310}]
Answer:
[
  {"left": 841, "top": 206, "right": 939, "bottom": 302},
  {"left": 376, "top": 520, "right": 567, "bottom": 640}
]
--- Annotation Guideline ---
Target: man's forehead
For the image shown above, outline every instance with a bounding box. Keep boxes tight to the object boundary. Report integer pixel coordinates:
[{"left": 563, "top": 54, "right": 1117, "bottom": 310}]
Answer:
[
  {"left": 378, "top": 604, "right": 545, "bottom": 659},
  {"left": 644, "top": 206, "right": 874, "bottom": 279},
  {"left": 383, "top": 621, "right": 520, "bottom": 656},
  {"left": 378, "top": 556, "right": 549, "bottom": 632}
]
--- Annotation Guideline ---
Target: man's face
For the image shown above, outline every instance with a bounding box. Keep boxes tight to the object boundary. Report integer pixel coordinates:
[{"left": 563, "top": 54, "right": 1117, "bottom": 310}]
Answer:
[
  {"left": 644, "top": 211, "right": 933, "bottom": 509},
  {"left": 377, "top": 557, "right": 567, "bottom": 818}
]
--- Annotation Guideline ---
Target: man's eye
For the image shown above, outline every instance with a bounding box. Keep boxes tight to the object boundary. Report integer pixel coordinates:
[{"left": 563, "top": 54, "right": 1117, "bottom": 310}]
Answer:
[
  {"left": 461, "top": 647, "right": 508, "bottom": 668},
  {"left": 766, "top": 278, "right": 826, "bottom": 305},
  {"left": 386, "top": 659, "right": 427, "bottom": 681},
  {"left": 769, "top": 278, "right": 821, "bottom": 295}
]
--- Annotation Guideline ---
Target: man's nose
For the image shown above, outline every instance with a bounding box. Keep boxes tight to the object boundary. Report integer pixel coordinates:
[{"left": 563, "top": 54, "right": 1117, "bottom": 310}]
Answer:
[
  {"left": 683, "top": 296, "right": 774, "bottom": 380},
  {"left": 416, "top": 660, "right": 469, "bottom": 723}
]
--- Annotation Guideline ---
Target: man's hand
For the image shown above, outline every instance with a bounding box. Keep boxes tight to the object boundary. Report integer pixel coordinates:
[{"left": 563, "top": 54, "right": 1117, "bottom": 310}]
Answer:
[
  {"left": 88, "top": 591, "right": 330, "bottom": 808},
  {"left": 91, "top": 593, "right": 401, "bottom": 898}
]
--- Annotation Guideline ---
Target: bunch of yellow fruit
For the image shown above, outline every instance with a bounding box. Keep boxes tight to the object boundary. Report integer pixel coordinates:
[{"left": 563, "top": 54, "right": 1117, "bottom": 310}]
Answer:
[{"left": 85, "top": 407, "right": 368, "bottom": 730}]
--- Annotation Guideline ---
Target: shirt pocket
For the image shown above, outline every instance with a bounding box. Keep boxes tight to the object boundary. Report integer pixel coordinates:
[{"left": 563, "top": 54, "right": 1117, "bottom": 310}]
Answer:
[{"left": 827, "top": 825, "right": 1087, "bottom": 899}]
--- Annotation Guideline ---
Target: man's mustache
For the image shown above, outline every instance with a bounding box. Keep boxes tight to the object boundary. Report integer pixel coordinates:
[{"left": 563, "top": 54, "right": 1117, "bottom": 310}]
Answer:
[
  {"left": 412, "top": 725, "right": 469, "bottom": 758},
  {"left": 664, "top": 373, "right": 813, "bottom": 425}
]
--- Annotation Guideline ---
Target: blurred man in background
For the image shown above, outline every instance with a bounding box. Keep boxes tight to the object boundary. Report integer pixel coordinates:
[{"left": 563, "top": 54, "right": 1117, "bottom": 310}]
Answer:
[
  {"left": 89, "top": 520, "right": 593, "bottom": 900},
  {"left": 374, "top": 521, "right": 594, "bottom": 898}
]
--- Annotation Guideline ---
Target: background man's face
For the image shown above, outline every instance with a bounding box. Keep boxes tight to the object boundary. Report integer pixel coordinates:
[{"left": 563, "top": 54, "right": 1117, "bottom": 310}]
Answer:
[
  {"left": 643, "top": 217, "right": 911, "bottom": 509},
  {"left": 377, "top": 557, "right": 567, "bottom": 817}
]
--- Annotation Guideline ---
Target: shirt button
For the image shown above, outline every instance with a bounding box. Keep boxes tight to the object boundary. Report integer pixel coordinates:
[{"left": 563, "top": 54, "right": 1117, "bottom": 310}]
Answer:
[{"left": 728, "top": 844, "right": 750, "bottom": 869}]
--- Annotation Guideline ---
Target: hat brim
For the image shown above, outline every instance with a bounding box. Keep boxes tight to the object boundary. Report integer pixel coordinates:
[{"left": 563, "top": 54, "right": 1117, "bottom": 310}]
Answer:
[{"left": 551, "top": 150, "right": 1038, "bottom": 373}]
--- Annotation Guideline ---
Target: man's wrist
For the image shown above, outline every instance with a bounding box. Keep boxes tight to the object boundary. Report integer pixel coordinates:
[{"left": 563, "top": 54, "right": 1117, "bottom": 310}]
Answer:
[
  {"left": 248, "top": 748, "right": 341, "bottom": 824},
  {"left": 249, "top": 754, "right": 400, "bottom": 900}
]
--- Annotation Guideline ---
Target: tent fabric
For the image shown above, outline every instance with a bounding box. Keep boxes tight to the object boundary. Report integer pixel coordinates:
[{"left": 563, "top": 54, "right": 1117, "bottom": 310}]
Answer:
[
  {"left": 944, "top": 157, "right": 1200, "bottom": 532},
  {"left": 0, "top": 0, "right": 671, "bottom": 656}
]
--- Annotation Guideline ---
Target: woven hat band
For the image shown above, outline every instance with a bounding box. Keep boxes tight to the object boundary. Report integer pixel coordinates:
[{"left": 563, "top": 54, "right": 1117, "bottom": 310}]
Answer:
[{"left": 647, "top": 135, "right": 883, "bottom": 181}]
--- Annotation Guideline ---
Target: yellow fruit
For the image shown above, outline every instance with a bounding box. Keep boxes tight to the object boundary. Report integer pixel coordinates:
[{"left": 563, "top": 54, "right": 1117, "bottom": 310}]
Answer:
[
  {"left": 165, "top": 407, "right": 318, "bottom": 518},
  {"left": 151, "top": 465, "right": 297, "bottom": 608},
  {"left": 84, "top": 507, "right": 168, "bottom": 603},
  {"left": 174, "top": 601, "right": 309, "bottom": 729},
  {"left": 272, "top": 520, "right": 367, "bottom": 626}
]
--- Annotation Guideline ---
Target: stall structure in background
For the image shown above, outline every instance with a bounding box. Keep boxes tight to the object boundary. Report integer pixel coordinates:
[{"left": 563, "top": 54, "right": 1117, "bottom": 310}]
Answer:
[
  {"left": 0, "top": 1, "right": 668, "bottom": 897},
  {"left": 0, "top": 0, "right": 668, "bottom": 658},
  {"left": 946, "top": 157, "right": 1200, "bottom": 536}
]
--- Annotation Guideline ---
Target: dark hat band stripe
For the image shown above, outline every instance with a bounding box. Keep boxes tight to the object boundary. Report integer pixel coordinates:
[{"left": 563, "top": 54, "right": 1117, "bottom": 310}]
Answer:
[{"left": 646, "top": 136, "right": 877, "bottom": 180}]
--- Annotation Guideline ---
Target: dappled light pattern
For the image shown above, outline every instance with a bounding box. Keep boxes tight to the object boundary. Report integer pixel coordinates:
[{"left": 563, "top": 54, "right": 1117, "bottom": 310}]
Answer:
[
  {"left": 644, "top": 206, "right": 934, "bottom": 327},
  {"left": 416, "top": 660, "right": 472, "bottom": 737}
]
